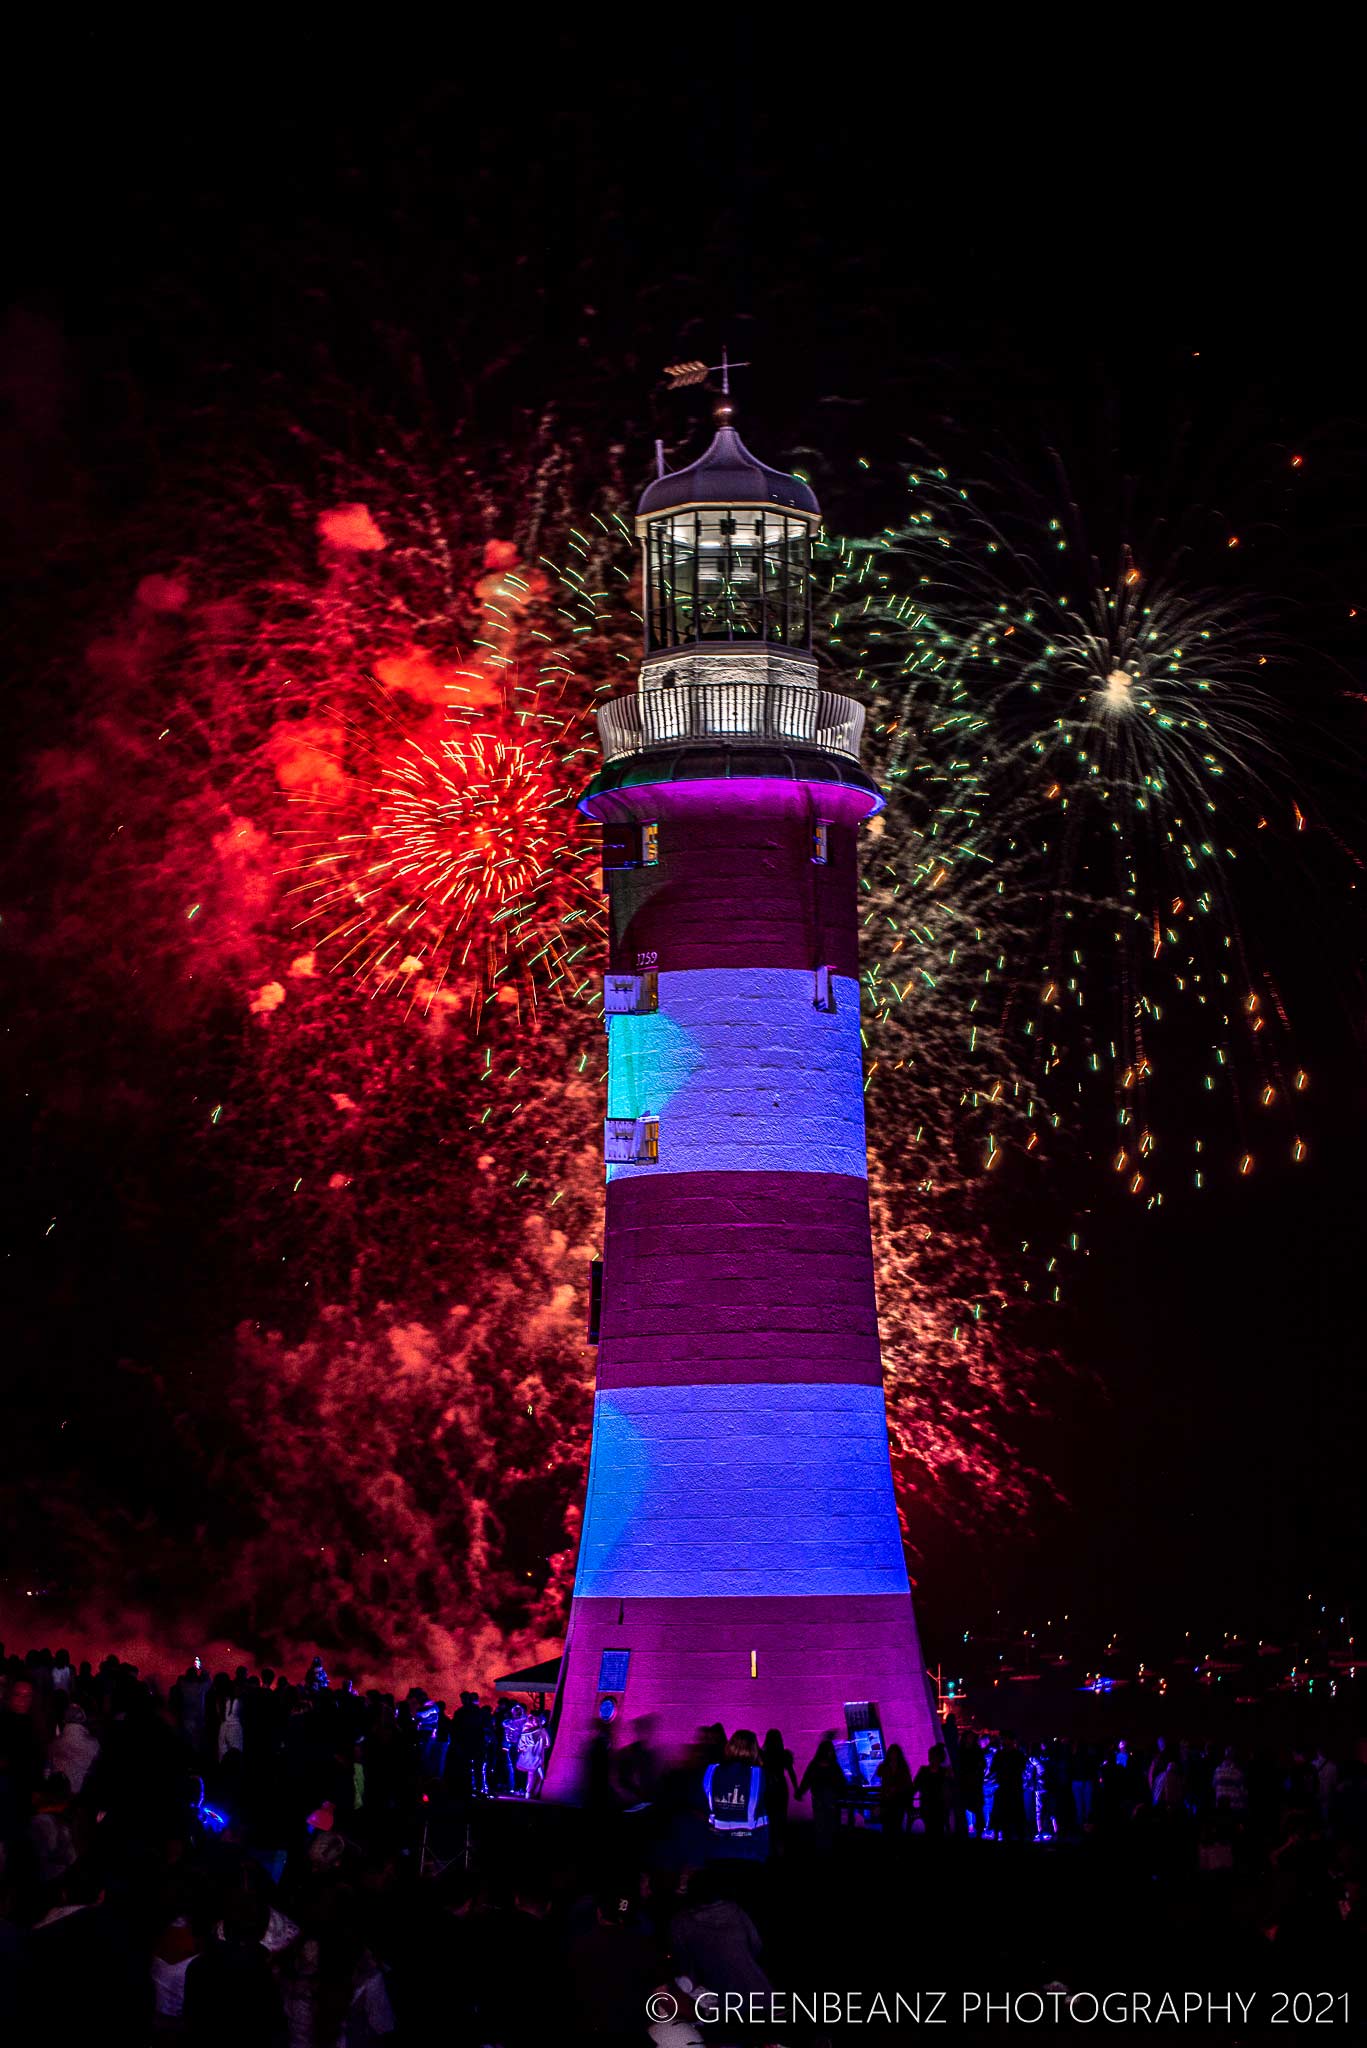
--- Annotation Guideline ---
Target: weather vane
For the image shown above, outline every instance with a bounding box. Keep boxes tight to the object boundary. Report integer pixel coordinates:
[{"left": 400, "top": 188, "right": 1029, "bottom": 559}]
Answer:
[{"left": 662, "top": 345, "right": 750, "bottom": 394}]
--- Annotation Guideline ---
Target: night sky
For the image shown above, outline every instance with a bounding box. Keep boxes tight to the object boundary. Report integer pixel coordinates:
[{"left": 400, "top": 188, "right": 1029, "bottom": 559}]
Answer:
[{"left": 2, "top": 26, "right": 1363, "bottom": 1681}]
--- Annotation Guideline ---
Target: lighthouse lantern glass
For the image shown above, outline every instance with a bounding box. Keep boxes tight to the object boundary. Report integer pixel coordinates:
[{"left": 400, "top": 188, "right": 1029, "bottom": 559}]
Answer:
[{"left": 646, "top": 509, "right": 811, "bottom": 652}]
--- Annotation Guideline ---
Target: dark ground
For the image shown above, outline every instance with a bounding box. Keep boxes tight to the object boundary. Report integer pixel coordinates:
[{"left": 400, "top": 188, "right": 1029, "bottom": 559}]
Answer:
[{"left": 447, "top": 1797, "right": 1358, "bottom": 2039}]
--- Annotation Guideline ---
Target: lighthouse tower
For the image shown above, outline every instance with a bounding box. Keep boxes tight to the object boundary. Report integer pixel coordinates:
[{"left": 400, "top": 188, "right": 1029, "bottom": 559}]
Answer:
[{"left": 545, "top": 408, "right": 937, "bottom": 1798}]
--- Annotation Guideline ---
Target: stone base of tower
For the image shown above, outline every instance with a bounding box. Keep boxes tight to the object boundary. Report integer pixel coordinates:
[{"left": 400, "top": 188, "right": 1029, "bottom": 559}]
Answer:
[{"left": 543, "top": 1592, "right": 938, "bottom": 1804}]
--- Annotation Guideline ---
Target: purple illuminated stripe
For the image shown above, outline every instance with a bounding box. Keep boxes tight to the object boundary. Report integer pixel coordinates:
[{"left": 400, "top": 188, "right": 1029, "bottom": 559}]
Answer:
[
  {"left": 544, "top": 1591, "right": 939, "bottom": 1801},
  {"left": 572, "top": 1381, "right": 908, "bottom": 1600},
  {"left": 598, "top": 1169, "right": 881, "bottom": 1387},
  {"left": 607, "top": 968, "right": 866, "bottom": 1182},
  {"left": 583, "top": 779, "right": 878, "bottom": 978},
  {"left": 582, "top": 777, "right": 883, "bottom": 826}
]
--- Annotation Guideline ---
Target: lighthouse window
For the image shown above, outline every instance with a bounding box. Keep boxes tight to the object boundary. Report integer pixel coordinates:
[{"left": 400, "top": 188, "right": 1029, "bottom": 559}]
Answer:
[
  {"left": 646, "top": 510, "right": 812, "bottom": 651},
  {"left": 782, "top": 522, "right": 809, "bottom": 638},
  {"left": 696, "top": 509, "right": 761, "bottom": 638},
  {"left": 601, "top": 821, "right": 658, "bottom": 870},
  {"left": 811, "top": 820, "right": 830, "bottom": 864}
]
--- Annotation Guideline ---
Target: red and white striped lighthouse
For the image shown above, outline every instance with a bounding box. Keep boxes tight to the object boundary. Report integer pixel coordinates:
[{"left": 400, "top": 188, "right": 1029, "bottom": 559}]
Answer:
[{"left": 544, "top": 409, "right": 936, "bottom": 1797}]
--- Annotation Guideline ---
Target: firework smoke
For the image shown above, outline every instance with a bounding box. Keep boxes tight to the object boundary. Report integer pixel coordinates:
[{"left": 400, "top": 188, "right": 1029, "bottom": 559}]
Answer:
[{"left": 4, "top": 425, "right": 619, "bottom": 1683}]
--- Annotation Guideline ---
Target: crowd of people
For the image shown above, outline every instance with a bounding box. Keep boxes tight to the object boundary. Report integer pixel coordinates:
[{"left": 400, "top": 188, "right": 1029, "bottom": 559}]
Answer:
[{"left": 1, "top": 1638, "right": 1361, "bottom": 2041}]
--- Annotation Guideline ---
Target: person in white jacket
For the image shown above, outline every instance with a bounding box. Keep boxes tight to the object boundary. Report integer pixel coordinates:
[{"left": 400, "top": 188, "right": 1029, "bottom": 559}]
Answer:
[
  {"left": 217, "top": 1691, "right": 245, "bottom": 1761},
  {"left": 46, "top": 1702, "right": 100, "bottom": 1794},
  {"left": 516, "top": 1713, "right": 549, "bottom": 1798}
]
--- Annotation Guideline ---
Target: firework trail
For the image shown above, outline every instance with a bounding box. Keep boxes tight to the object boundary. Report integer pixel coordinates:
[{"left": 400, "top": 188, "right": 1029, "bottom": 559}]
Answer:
[{"left": 824, "top": 455, "right": 1308, "bottom": 1206}]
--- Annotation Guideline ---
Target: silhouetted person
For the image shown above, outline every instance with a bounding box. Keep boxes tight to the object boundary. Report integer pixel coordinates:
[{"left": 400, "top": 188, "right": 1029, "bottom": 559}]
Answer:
[
  {"left": 24, "top": 1861, "right": 149, "bottom": 2034},
  {"left": 565, "top": 1886, "right": 662, "bottom": 2041},
  {"left": 698, "top": 1722, "right": 726, "bottom": 1767},
  {"left": 988, "top": 1732, "right": 1027, "bottom": 1842},
  {"left": 1070, "top": 1738, "right": 1098, "bottom": 1831},
  {"left": 583, "top": 1721, "right": 616, "bottom": 1818},
  {"left": 446, "top": 1692, "right": 484, "bottom": 1799},
  {"left": 670, "top": 1865, "right": 772, "bottom": 2001},
  {"left": 1153, "top": 1750, "right": 1187, "bottom": 1812},
  {"left": 799, "top": 1736, "right": 846, "bottom": 1854},
  {"left": 1214, "top": 1745, "right": 1248, "bottom": 1813},
  {"left": 1147, "top": 1735, "right": 1172, "bottom": 1798},
  {"left": 0, "top": 1681, "right": 44, "bottom": 1808},
  {"left": 183, "top": 1888, "right": 288, "bottom": 2046},
  {"left": 760, "top": 1728, "right": 798, "bottom": 1849},
  {"left": 913, "top": 1743, "right": 955, "bottom": 1838},
  {"left": 616, "top": 1714, "right": 662, "bottom": 1813},
  {"left": 957, "top": 1731, "right": 986, "bottom": 1836},
  {"left": 879, "top": 1743, "right": 915, "bottom": 1836}
]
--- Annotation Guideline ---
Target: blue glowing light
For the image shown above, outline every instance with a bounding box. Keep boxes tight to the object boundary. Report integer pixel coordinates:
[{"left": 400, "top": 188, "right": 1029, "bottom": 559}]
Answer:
[
  {"left": 575, "top": 1381, "right": 910, "bottom": 1598},
  {"left": 606, "top": 968, "right": 868, "bottom": 1182}
]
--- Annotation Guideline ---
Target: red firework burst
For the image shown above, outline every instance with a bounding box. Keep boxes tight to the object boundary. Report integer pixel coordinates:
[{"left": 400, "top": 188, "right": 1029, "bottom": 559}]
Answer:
[{"left": 287, "top": 707, "right": 603, "bottom": 1018}]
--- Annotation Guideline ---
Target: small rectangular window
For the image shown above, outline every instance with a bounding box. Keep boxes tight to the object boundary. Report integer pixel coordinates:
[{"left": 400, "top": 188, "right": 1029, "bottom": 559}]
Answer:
[
  {"left": 587, "top": 1259, "right": 603, "bottom": 1345},
  {"left": 813, "top": 965, "right": 836, "bottom": 1012},
  {"left": 601, "top": 822, "right": 659, "bottom": 870},
  {"left": 811, "top": 820, "right": 830, "bottom": 864},
  {"left": 598, "top": 1649, "right": 631, "bottom": 1693},
  {"left": 601, "top": 822, "right": 643, "bottom": 871}
]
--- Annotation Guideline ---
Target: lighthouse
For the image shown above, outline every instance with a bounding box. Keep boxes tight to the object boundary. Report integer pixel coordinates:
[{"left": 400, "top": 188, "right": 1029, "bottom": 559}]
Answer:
[{"left": 544, "top": 407, "right": 937, "bottom": 1798}]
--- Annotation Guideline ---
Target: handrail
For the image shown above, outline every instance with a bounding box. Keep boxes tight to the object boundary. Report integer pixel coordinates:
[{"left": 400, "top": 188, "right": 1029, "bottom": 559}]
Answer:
[{"left": 596, "top": 683, "right": 865, "bottom": 764}]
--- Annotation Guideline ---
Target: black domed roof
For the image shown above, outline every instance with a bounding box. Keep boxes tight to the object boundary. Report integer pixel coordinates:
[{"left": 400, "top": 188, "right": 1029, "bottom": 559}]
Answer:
[{"left": 637, "top": 421, "right": 820, "bottom": 520}]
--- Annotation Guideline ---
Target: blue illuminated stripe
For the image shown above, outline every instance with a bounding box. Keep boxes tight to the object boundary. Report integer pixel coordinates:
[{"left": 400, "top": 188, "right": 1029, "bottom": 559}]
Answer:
[
  {"left": 606, "top": 968, "right": 867, "bottom": 1182},
  {"left": 572, "top": 1382, "right": 909, "bottom": 1599}
]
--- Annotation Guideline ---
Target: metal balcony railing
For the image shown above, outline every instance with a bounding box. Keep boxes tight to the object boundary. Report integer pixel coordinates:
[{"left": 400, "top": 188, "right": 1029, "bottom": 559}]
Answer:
[{"left": 596, "top": 683, "right": 865, "bottom": 764}]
